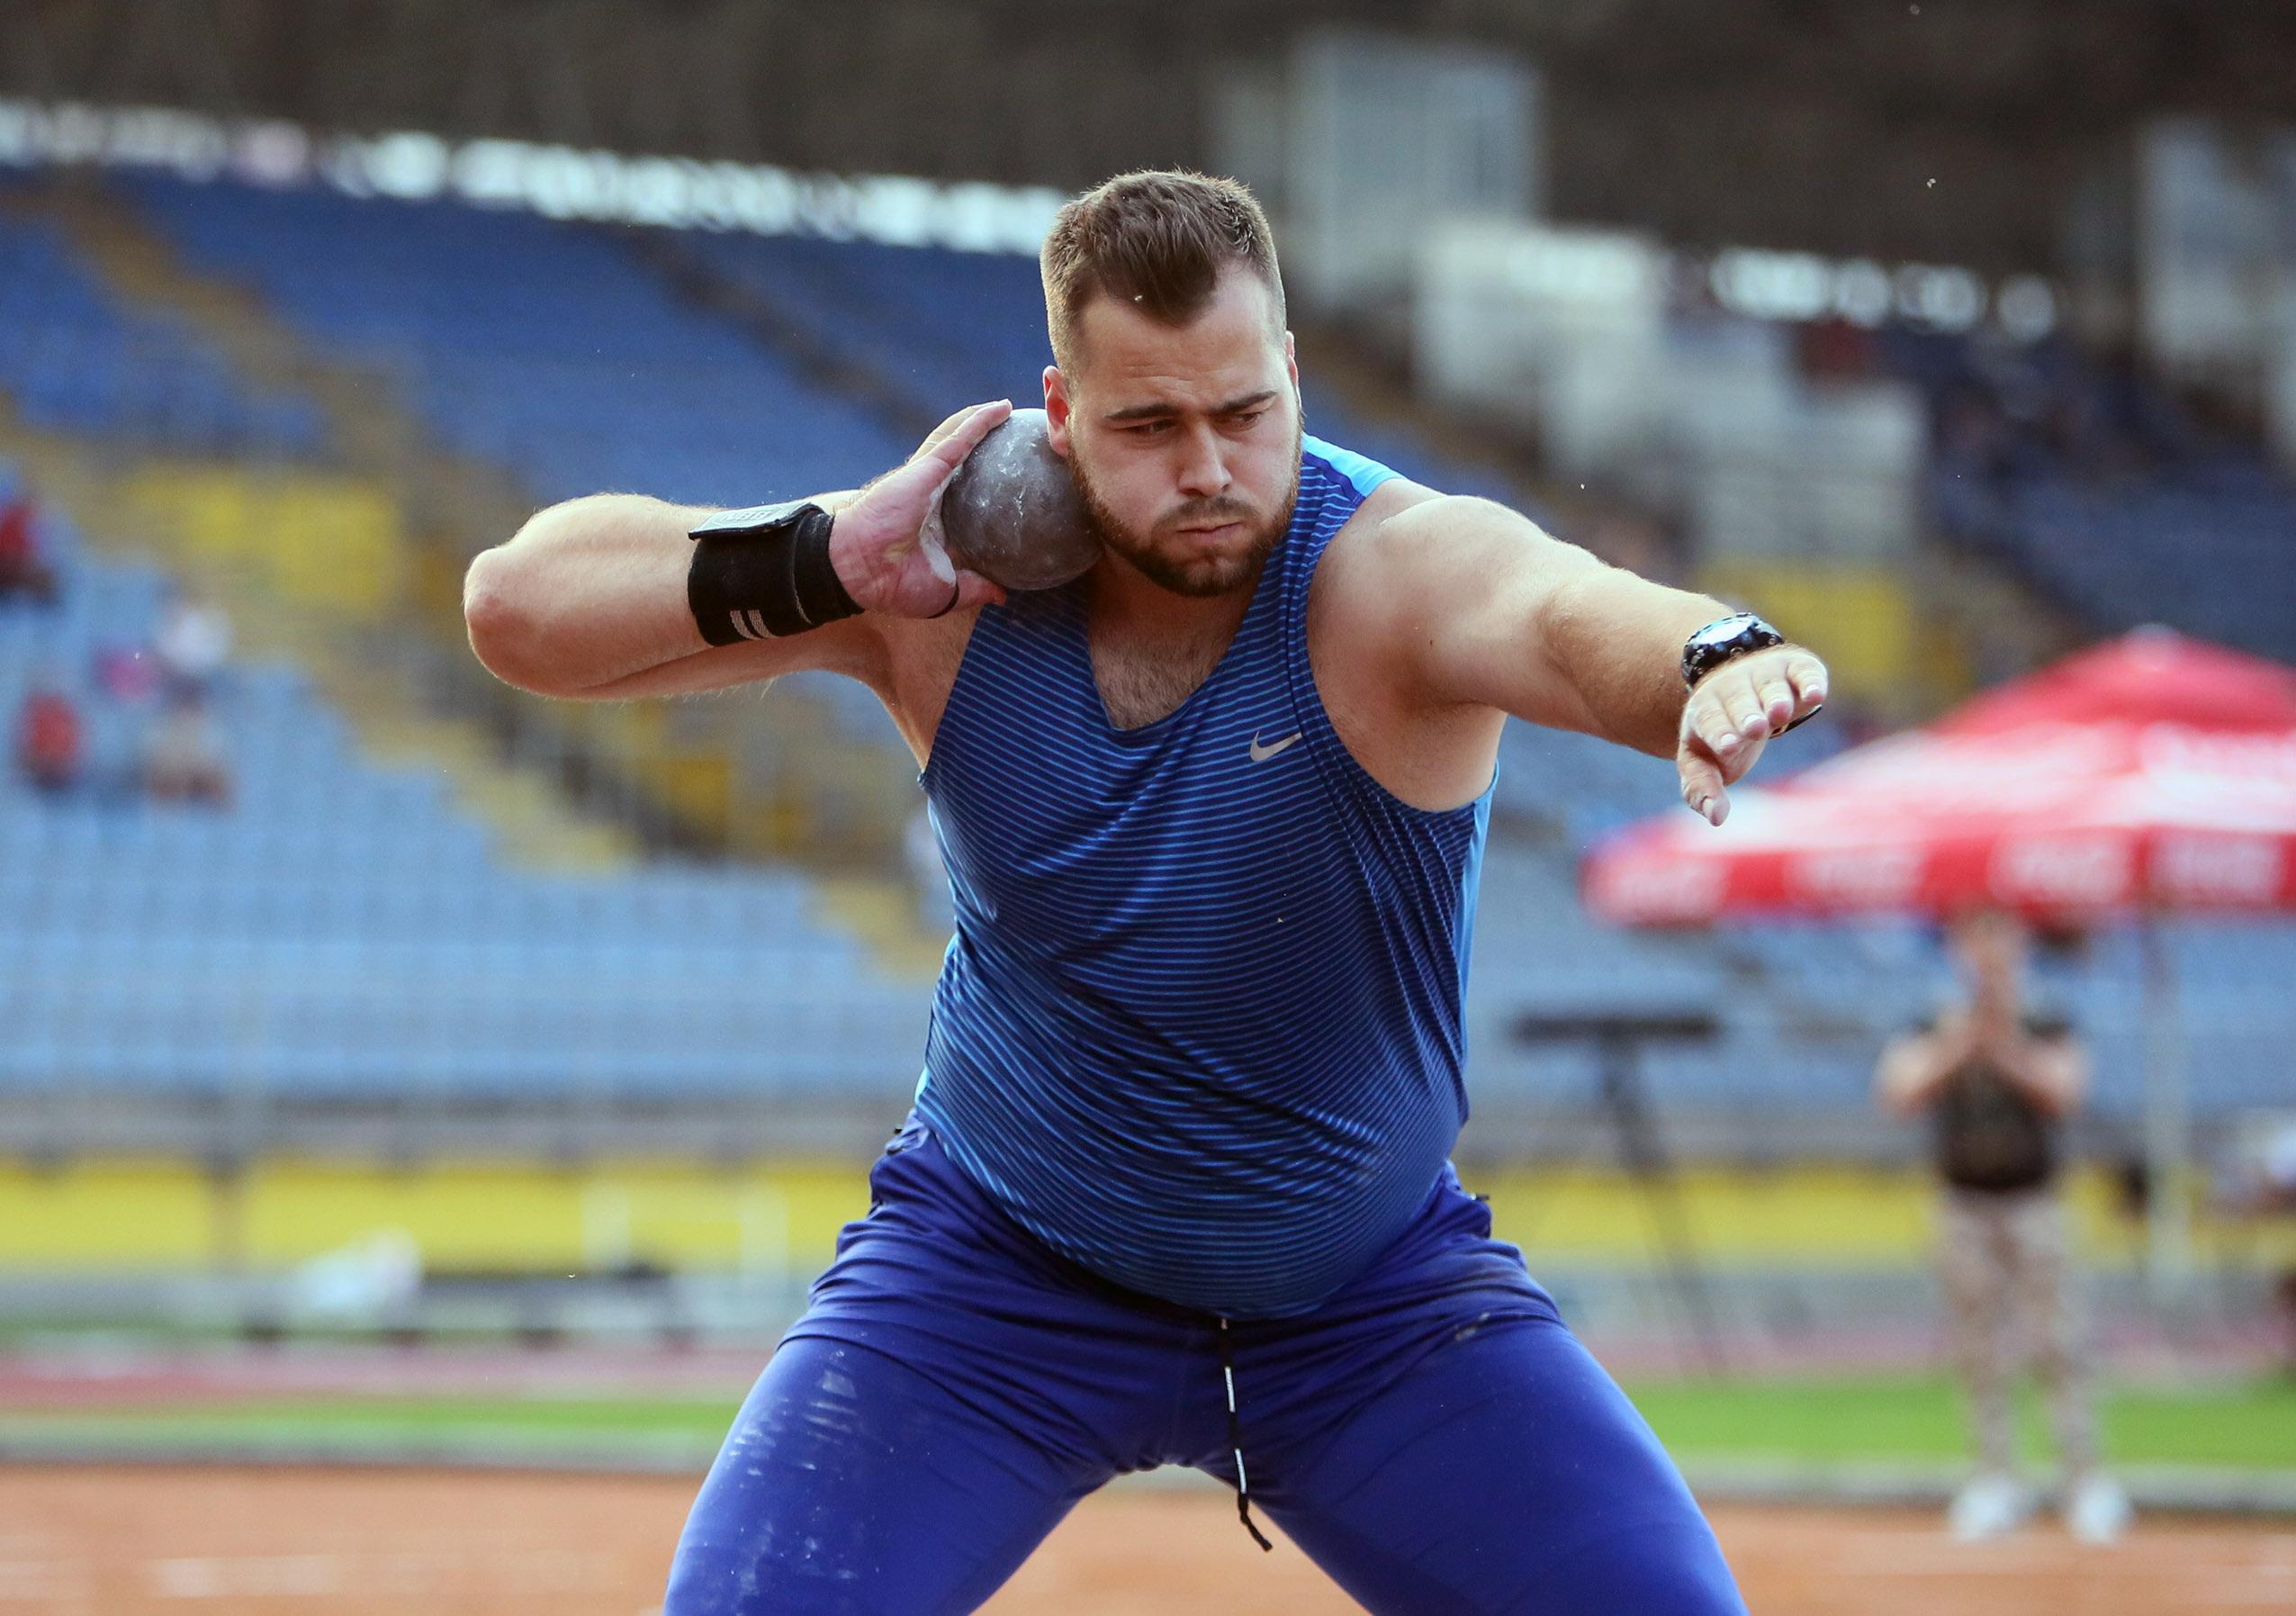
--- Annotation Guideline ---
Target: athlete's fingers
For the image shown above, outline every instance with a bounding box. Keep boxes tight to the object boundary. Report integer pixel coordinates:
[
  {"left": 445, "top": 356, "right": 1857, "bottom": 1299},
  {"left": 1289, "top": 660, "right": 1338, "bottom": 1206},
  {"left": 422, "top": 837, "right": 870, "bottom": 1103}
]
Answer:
[
  {"left": 914, "top": 405, "right": 979, "bottom": 459},
  {"left": 1716, "top": 673, "right": 1770, "bottom": 741},
  {"left": 952, "top": 569, "right": 1007, "bottom": 610},
  {"left": 914, "top": 400, "right": 1013, "bottom": 480},
  {"left": 1786, "top": 656, "right": 1829, "bottom": 718},
  {"left": 1678, "top": 748, "right": 1728, "bottom": 826},
  {"left": 1688, "top": 697, "right": 1743, "bottom": 761},
  {"left": 1755, "top": 674, "right": 1796, "bottom": 731}
]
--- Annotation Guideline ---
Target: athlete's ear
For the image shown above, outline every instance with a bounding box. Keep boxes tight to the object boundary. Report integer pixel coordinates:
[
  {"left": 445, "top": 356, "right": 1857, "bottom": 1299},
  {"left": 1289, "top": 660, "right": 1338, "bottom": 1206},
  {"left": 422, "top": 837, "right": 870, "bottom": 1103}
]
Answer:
[
  {"left": 1283, "top": 331, "right": 1299, "bottom": 394},
  {"left": 1043, "top": 365, "right": 1072, "bottom": 458}
]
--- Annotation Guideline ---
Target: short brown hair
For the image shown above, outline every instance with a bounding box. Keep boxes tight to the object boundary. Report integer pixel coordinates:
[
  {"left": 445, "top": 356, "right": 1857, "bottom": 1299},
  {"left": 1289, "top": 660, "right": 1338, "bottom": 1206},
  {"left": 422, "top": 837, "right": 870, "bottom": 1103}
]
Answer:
[{"left": 1040, "top": 170, "right": 1285, "bottom": 372}]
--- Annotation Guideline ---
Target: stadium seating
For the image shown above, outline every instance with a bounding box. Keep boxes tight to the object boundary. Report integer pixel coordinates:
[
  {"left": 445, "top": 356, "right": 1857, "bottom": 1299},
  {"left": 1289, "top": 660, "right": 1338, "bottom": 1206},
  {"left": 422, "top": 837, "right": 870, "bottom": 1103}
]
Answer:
[
  {"left": 1883, "top": 327, "right": 2296, "bottom": 662},
  {"left": 0, "top": 500, "right": 930, "bottom": 1103},
  {"left": 121, "top": 464, "right": 410, "bottom": 620},
  {"left": 0, "top": 208, "right": 323, "bottom": 457},
  {"left": 121, "top": 176, "right": 909, "bottom": 509},
  {"left": 5, "top": 173, "right": 2291, "bottom": 1131},
  {"left": 680, "top": 233, "right": 1052, "bottom": 419}
]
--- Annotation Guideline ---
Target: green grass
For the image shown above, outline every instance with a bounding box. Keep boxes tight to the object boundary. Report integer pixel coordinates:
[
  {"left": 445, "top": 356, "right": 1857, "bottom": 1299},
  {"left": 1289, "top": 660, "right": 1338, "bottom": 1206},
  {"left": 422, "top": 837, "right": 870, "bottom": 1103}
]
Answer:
[
  {"left": 1629, "top": 1374, "right": 2296, "bottom": 1470},
  {"left": 5, "top": 1376, "right": 2292, "bottom": 1471},
  {"left": 0, "top": 1393, "right": 740, "bottom": 1457}
]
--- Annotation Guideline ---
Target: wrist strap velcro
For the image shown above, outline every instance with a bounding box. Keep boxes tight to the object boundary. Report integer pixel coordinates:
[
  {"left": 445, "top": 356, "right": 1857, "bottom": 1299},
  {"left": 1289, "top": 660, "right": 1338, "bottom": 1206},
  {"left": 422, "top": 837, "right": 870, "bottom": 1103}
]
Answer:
[{"left": 687, "top": 503, "right": 860, "bottom": 645}]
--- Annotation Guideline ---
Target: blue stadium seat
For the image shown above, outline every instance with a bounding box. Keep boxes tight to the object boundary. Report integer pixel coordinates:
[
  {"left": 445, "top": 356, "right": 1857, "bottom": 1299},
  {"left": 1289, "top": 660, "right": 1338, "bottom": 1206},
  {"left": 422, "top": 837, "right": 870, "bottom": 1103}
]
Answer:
[
  {"left": 0, "top": 213, "right": 323, "bottom": 456},
  {"left": 0, "top": 506, "right": 931, "bottom": 1103},
  {"left": 1883, "top": 327, "right": 2296, "bottom": 660}
]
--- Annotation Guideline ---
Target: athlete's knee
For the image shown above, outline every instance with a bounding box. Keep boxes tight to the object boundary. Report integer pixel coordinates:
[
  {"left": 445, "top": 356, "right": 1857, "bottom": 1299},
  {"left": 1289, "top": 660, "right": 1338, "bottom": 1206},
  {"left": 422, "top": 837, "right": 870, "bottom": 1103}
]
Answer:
[
  {"left": 1538, "top": 1513, "right": 1748, "bottom": 1616},
  {"left": 664, "top": 1548, "right": 871, "bottom": 1616},
  {"left": 661, "top": 1542, "right": 743, "bottom": 1616},
  {"left": 662, "top": 1348, "right": 886, "bottom": 1614}
]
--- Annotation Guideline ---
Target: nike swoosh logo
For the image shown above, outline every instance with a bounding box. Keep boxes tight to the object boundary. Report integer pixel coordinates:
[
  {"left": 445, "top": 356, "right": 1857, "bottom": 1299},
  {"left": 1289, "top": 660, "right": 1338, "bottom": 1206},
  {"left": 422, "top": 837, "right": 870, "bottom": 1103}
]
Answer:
[{"left": 1248, "top": 729, "right": 1302, "bottom": 763}]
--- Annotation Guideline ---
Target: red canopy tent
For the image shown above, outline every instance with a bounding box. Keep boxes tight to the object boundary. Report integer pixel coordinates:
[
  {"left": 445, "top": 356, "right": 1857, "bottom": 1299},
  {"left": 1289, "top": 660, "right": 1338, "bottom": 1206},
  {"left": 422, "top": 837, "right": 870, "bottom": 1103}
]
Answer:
[
  {"left": 1585, "top": 627, "right": 2296, "bottom": 926},
  {"left": 1580, "top": 627, "right": 2296, "bottom": 1274}
]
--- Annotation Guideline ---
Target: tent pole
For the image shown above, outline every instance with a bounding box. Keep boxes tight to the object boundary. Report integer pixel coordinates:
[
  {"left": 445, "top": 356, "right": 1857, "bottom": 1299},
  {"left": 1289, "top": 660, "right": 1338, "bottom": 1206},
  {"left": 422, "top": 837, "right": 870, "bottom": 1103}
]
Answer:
[{"left": 2139, "top": 916, "right": 2192, "bottom": 1295}]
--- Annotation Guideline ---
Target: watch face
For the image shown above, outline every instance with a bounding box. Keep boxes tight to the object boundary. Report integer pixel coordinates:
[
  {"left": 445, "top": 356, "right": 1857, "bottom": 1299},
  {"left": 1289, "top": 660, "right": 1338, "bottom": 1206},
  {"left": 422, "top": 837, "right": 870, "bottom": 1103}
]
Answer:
[
  {"left": 1683, "top": 613, "right": 1782, "bottom": 688},
  {"left": 1690, "top": 613, "right": 1760, "bottom": 652}
]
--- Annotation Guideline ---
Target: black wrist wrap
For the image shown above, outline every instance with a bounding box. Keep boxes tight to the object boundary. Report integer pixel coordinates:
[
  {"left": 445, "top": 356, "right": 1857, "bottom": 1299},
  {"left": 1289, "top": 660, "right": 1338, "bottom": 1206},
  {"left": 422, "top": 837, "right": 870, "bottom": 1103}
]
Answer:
[{"left": 687, "top": 505, "right": 860, "bottom": 645}]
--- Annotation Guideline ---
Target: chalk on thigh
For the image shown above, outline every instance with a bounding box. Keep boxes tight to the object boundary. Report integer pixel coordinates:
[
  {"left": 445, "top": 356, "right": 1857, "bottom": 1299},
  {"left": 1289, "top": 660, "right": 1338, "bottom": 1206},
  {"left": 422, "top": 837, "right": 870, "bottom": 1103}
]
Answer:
[{"left": 664, "top": 1335, "right": 1091, "bottom": 1616}]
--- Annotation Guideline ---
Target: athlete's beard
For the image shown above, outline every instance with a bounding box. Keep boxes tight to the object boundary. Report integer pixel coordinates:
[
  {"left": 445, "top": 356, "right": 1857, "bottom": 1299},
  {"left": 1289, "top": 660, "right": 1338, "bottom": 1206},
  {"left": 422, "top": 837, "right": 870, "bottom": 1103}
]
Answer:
[{"left": 1067, "top": 421, "right": 1302, "bottom": 599}]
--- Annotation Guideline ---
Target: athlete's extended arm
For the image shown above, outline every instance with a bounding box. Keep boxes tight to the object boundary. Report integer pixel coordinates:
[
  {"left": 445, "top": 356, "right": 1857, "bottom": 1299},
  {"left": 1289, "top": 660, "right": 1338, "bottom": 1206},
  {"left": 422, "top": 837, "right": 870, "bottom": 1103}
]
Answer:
[
  {"left": 463, "top": 401, "right": 1013, "bottom": 700},
  {"left": 1373, "top": 493, "right": 1828, "bottom": 825}
]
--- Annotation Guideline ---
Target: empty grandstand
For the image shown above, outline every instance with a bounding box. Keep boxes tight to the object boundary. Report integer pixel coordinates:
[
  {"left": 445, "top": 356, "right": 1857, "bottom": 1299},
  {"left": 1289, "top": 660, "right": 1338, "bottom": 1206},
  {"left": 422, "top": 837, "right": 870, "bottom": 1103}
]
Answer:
[
  {"left": 0, "top": 90, "right": 2283, "bottom": 1343},
  {"left": 4, "top": 20, "right": 2295, "bottom": 1610},
  {"left": 2, "top": 157, "right": 2290, "bottom": 1162},
  {"left": 0, "top": 199, "right": 321, "bottom": 457},
  {"left": 0, "top": 507, "right": 932, "bottom": 1142}
]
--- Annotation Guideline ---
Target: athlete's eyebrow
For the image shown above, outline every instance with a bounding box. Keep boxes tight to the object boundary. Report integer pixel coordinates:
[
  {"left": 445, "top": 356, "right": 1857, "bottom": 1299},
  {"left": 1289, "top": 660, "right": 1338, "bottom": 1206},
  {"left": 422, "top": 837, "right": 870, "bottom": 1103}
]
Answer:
[{"left": 1103, "top": 389, "right": 1278, "bottom": 425}]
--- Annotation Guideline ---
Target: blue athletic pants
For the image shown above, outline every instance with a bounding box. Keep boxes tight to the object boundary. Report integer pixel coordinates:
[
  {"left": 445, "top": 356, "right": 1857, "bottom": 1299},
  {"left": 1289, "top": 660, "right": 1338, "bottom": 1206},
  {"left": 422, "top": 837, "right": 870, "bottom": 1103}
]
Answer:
[{"left": 665, "top": 1118, "right": 1746, "bottom": 1614}]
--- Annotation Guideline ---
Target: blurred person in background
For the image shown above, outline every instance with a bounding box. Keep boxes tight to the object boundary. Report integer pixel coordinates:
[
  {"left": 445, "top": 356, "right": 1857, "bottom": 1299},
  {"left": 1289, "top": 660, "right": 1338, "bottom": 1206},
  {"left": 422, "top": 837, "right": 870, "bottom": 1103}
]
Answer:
[
  {"left": 0, "top": 483, "right": 59, "bottom": 608},
  {"left": 94, "top": 639, "right": 164, "bottom": 705},
  {"left": 154, "top": 583, "right": 233, "bottom": 699},
  {"left": 140, "top": 686, "right": 233, "bottom": 808},
  {"left": 13, "top": 669, "right": 84, "bottom": 794},
  {"left": 1876, "top": 908, "right": 2130, "bottom": 1545}
]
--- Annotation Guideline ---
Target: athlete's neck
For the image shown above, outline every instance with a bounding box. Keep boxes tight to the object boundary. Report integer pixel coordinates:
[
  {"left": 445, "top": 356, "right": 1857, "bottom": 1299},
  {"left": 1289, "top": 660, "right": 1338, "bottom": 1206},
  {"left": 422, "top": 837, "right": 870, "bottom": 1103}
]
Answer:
[{"left": 1083, "top": 550, "right": 1261, "bottom": 731}]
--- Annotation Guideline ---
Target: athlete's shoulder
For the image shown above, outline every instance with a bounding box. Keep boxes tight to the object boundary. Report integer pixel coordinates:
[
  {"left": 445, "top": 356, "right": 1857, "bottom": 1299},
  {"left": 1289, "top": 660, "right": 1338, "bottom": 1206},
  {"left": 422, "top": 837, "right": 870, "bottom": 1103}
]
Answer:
[
  {"left": 1301, "top": 434, "right": 1405, "bottom": 501},
  {"left": 1300, "top": 436, "right": 1442, "bottom": 521},
  {"left": 1303, "top": 463, "right": 1445, "bottom": 651}
]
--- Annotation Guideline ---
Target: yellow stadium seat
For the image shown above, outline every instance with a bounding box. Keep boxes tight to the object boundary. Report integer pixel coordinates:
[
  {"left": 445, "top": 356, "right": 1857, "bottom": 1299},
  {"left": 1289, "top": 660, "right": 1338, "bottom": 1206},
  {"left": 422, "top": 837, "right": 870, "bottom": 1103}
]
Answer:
[
  {"left": 1697, "top": 562, "right": 1931, "bottom": 709},
  {"left": 119, "top": 463, "right": 410, "bottom": 618}
]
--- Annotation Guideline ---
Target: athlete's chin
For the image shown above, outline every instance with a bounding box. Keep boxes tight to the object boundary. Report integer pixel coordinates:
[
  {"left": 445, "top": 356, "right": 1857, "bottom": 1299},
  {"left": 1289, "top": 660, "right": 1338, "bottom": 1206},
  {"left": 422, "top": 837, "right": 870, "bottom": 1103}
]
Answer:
[
  {"left": 1133, "top": 527, "right": 1276, "bottom": 597},
  {"left": 1157, "top": 556, "right": 1257, "bottom": 598}
]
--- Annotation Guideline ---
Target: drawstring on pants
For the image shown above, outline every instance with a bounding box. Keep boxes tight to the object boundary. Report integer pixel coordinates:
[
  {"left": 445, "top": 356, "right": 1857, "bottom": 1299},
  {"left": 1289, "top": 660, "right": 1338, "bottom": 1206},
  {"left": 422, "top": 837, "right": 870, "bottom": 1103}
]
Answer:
[{"left": 1217, "top": 1318, "right": 1274, "bottom": 1552}]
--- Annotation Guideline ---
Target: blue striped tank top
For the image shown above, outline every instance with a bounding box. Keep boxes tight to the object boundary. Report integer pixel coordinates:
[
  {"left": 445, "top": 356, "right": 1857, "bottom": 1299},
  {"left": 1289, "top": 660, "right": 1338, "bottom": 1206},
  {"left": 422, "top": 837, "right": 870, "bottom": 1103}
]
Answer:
[{"left": 915, "top": 437, "right": 1492, "bottom": 1318}]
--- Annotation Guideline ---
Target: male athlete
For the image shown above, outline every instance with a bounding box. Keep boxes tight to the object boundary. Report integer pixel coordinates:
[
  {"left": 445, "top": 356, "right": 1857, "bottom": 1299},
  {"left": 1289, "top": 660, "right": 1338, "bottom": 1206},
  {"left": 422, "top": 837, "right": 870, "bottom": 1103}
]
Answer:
[{"left": 465, "top": 171, "right": 1827, "bottom": 1614}]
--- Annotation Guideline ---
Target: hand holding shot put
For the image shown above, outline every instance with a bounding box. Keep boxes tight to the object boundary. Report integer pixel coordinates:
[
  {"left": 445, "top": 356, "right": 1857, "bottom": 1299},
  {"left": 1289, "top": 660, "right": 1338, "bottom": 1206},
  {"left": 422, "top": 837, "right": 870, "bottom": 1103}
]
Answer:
[
  {"left": 463, "top": 399, "right": 1102, "bottom": 701},
  {"left": 819, "top": 398, "right": 1100, "bottom": 612},
  {"left": 464, "top": 168, "right": 1830, "bottom": 1616},
  {"left": 825, "top": 398, "right": 1023, "bottom": 618}
]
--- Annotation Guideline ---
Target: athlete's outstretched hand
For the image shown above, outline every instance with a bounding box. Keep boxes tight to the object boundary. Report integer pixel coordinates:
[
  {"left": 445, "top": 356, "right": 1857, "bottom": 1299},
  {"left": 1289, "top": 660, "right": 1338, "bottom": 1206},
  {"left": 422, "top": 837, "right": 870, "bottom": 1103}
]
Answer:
[
  {"left": 1675, "top": 645, "right": 1829, "bottom": 826},
  {"left": 830, "top": 400, "right": 1013, "bottom": 618}
]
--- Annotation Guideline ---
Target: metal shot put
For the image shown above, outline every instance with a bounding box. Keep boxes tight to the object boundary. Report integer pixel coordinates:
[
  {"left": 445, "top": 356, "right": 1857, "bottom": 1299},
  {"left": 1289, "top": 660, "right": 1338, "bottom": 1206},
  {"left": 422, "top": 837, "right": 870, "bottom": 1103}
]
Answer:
[
  {"left": 928, "top": 407, "right": 1101, "bottom": 591},
  {"left": 466, "top": 168, "right": 1827, "bottom": 1614}
]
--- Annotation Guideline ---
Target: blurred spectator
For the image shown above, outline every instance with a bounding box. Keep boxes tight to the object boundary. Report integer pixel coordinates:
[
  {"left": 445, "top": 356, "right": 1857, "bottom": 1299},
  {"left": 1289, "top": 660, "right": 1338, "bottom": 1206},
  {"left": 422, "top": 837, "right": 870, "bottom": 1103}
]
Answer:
[
  {"left": 0, "top": 487, "right": 59, "bottom": 607},
  {"left": 13, "top": 672, "right": 85, "bottom": 794},
  {"left": 141, "top": 687, "right": 234, "bottom": 808},
  {"left": 1874, "top": 909, "right": 2130, "bottom": 1546},
  {"left": 94, "top": 642, "right": 164, "bottom": 706},
  {"left": 155, "top": 585, "right": 234, "bottom": 698}
]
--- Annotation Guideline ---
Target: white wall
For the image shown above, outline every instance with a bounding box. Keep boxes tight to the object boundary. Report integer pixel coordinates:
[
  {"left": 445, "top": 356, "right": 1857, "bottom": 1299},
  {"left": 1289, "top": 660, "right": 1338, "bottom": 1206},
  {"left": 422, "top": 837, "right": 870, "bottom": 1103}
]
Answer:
[
  {"left": 1413, "top": 220, "right": 1929, "bottom": 558},
  {"left": 1214, "top": 29, "right": 1542, "bottom": 317}
]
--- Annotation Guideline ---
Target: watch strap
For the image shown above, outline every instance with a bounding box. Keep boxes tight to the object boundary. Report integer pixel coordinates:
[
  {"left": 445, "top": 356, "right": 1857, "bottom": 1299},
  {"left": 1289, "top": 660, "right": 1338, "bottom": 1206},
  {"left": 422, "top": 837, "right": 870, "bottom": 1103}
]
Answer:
[{"left": 1680, "top": 611, "right": 1786, "bottom": 690}]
